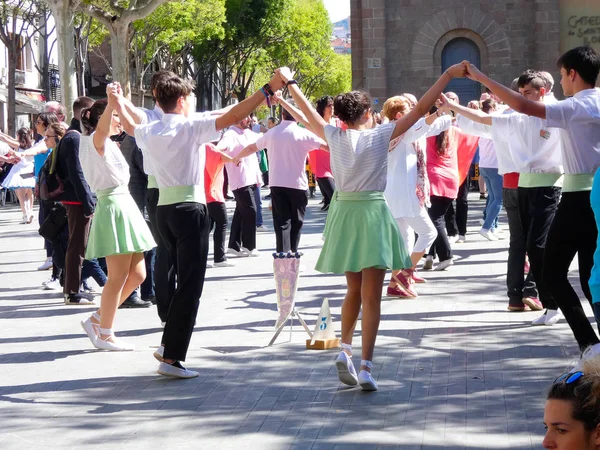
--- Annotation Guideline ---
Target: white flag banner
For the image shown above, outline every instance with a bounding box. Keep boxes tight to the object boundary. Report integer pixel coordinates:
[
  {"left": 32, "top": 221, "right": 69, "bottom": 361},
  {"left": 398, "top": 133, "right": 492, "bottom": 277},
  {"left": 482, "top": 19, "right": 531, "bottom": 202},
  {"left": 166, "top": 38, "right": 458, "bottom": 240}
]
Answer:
[{"left": 310, "top": 298, "right": 336, "bottom": 345}]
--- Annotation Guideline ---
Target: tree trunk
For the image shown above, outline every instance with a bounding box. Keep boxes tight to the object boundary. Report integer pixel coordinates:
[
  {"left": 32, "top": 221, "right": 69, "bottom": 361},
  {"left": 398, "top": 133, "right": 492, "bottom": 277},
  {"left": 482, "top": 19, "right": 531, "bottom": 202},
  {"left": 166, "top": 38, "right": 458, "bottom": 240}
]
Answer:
[
  {"left": 51, "top": 1, "right": 77, "bottom": 120},
  {"left": 7, "top": 49, "right": 17, "bottom": 137},
  {"left": 110, "top": 22, "right": 131, "bottom": 97}
]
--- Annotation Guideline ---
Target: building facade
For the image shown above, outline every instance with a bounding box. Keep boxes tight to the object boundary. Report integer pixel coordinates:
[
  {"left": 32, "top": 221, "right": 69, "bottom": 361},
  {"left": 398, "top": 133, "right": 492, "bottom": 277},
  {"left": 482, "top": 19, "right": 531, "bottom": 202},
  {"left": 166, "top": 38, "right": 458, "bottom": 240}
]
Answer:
[{"left": 351, "top": 0, "right": 600, "bottom": 106}]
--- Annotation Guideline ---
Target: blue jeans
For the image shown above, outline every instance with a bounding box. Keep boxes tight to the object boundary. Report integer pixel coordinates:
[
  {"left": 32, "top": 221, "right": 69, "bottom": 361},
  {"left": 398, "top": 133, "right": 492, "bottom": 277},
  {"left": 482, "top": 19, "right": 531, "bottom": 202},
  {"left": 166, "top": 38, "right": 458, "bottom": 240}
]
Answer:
[
  {"left": 82, "top": 259, "right": 107, "bottom": 287},
  {"left": 480, "top": 167, "right": 503, "bottom": 230},
  {"left": 254, "top": 184, "right": 263, "bottom": 227}
]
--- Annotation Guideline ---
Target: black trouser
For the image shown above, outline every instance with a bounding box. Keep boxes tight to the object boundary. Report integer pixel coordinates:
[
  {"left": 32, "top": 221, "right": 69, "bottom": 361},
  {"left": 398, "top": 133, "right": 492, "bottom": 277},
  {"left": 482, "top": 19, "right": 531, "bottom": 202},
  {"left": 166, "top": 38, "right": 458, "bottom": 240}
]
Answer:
[
  {"left": 147, "top": 188, "right": 176, "bottom": 322},
  {"left": 208, "top": 201, "right": 228, "bottom": 263},
  {"left": 229, "top": 185, "right": 257, "bottom": 252},
  {"left": 157, "top": 202, "right": 209, "bottom": 362},
  {"left": 543, "top": 191, "right": 600, "bottom": 351},
  {"left": 270, "top": 186, "right": 308, "bottom": 253},
  {"left": 503, "top": 188, "right": 538, "bottom": 306},
  {"left": 518, "top": 186, "right": 561, "bottom": 310},
  {"left": 39, "top": 200, "right": 54, "bottom": 257},
  {"left": 64, "top": 204, "right": 91, "bottom": 295},
  {"left": 445, "top": 174, "right": 469, "bottom": 237},
  {"left": 427, "top": 196, "right": 453, "bottom": 262},
  {"left": 317, "top": 177, "right": 335, "bottom": 207}
]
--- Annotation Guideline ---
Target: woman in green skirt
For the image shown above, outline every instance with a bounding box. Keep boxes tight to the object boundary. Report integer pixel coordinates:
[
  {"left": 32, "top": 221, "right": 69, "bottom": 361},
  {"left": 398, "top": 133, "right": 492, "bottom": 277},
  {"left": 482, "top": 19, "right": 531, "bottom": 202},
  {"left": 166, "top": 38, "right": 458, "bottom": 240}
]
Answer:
[
  {"left": 79, "top": 86, "right": 156, "bottom": 351},
  {"left": 281, "top": 64, "right": 467, "bottom": 391}
]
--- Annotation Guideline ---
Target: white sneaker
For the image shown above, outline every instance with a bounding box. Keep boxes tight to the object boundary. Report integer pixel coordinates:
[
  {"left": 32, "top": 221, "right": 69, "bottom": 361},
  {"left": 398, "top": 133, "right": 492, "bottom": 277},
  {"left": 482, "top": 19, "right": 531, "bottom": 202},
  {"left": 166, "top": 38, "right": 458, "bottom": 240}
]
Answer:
[
  {"left": 214, "top": 260, "right": 236, "bottom": 267},
  {"left": 544, "top": 309, "right": 561, "bottom": 326},
  {"left": 456, "top": 235, "right": 466, "bottom": 243},
  {"left": 241, "top": 247, "right": 260, "bottom": 257},
  {"left": 256, "top": 225, "right": 270, "bottom": 232},
  {"left": 423, "top": 255, "right": 434, "bottom": 270},
  {"left": 335, "top": 351, "right": 358, "bottom": 386},
  {"left": 44, "top": 279, "right": 61, "bottom": 291},
  {"left": 479, "top": 219, "right": 485, "bottom": 226},
  {"left": 94, "top": 336, "right": 135, "bottom": 351},
  {"left": 226, "top": 248, "right": 247, "bottom": 257},
  {"left": 153, "top": 345, "right": 164, "bottom": 362},
  {"left": 448, "top": 235, "right": 458, "bottom": 244},
  {"left": 532, "top": 312, "right": 548, "bottom": 326},
  {"left": 434, "top": 258, "right": 454, "bottom": 271},
  {"left": 81, "top": 317, "right": 99, "bottom": 345},
  {"left": 479, "top": 228, "right": 498, "bottom": 241},
  {"left": 38, "top": 257, "right": 53, "bottom": 271},
  {"left": 206, "top": 262, "right": 213, "bottom": 268},
  {"left": 157, "top": 361, "right": 199, "bottom": 379},
  {"left": 575, "top": 343, "right": 600, "bottom": 371},
  {"left": 358, "top": 370, "right": 378, "bottom": 391}
]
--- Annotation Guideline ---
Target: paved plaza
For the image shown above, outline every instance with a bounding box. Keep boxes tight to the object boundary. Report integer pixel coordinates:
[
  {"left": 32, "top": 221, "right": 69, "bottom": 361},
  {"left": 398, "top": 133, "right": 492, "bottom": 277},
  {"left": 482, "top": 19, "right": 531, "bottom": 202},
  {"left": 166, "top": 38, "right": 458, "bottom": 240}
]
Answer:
[{"left": 0, "top": 191, "right": 594, "bottom": 449}]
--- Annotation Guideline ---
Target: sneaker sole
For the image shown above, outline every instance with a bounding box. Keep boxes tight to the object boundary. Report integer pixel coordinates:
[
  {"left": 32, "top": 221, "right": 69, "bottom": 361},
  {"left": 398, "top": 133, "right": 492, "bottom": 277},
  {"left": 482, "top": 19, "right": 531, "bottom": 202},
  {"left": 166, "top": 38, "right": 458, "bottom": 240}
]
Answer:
[
  {"left": 153, "top": 350, "right": 164, "bottom": 362},
  {"left": 157, "top": 368, "right": 199, "bottom": 379},
  {"left": 359, "top": 380, "right": 378, "bottom": 391},
  {"left": 335, "top": 360, "right": 358, "bottom": 386},
  {"left": 522, "top": 298, "right": 544, "bottom": 311}
]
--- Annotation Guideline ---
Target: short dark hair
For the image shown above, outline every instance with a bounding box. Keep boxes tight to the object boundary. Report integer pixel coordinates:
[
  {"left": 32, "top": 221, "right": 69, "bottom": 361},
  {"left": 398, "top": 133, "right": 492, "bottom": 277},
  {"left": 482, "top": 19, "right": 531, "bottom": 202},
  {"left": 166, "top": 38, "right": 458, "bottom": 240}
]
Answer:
[
  {"left": 316, "top": 95, "right": 333, "bottom": 118},
  {"left": 517, "top": 70, "right": 546, "bottom": 90},
  {"left": 333, "top": 91, "right": 370, "bottom": 125},
  {"left": 36, "top": 112, "right": 59, "bottom": 129},
  {"left": 151, "top": 70, "right": 177, "bottom": 92},
  {"left": 80, "top": 99, "right": 108, "bottom": 135},
  {"left": 557, "top": 46, "right": 600, "bottom": 86},
  {"left": 281, "top": 99, "right": 297, "bottom": 121},
  {"left": 268, "top": 116, "right": 278, "bottom": 125},
  {"left": 72, "top": 96, "right": 94, "bottom": 119},
  {"left": 155, "top": 76, "right": 194, "bottom": 112},
  {"left": 481, "top": 99, "right": 497, "bottom": 114},
  {"left": 17, "top": 127, "right": 33, "bottom": 149}
]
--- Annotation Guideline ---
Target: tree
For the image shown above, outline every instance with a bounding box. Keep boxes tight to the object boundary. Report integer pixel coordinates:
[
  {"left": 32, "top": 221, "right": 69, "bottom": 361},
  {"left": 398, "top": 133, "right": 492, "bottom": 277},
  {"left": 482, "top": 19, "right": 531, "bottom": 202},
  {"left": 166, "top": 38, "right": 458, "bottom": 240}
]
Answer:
[
  {"left": 29, "top": 3, "right": 55, "bottom": 102},
  {"left": 73, "top": 13, "right": 108, "bottom": 96},
  {"left": 79, "top": 0, "right": 173, "bottom": 97},
  {"left": 0, "top": 0, "right": 45, "bottom": 136}
]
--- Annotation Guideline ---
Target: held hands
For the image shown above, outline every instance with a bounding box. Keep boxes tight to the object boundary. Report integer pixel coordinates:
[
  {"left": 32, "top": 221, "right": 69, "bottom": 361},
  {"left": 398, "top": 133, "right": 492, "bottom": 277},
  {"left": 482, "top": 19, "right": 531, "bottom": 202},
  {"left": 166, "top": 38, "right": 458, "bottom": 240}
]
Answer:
[
  {"left": 446, "top": 62, "right": 468, "bottom": 79},
  {"left": 437, "top": 92, "right": 456, "bottom": 112},
  {"left": 272, "top": 91, "right": 283, "bottom": 105},
  {"left": 462, "top": 60, "right": 483, "bottom": 81}
]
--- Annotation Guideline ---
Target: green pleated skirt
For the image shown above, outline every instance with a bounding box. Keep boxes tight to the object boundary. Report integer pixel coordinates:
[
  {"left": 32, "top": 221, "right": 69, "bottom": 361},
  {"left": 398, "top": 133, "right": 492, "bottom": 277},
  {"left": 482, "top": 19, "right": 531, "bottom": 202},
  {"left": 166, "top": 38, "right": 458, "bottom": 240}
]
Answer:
[
  {"left": 315, "top": 191, "right": 412, "bottom": 274},
  {"left": 86, "top": 185, "right": 156, "bottom": 259}
]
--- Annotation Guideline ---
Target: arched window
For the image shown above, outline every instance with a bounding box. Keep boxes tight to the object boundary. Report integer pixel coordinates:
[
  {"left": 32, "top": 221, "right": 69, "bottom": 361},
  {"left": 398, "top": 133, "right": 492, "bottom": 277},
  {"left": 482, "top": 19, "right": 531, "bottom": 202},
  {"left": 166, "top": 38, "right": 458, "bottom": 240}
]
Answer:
[{"left": 442, "top": 38, "right": 481, "bottom": 105}]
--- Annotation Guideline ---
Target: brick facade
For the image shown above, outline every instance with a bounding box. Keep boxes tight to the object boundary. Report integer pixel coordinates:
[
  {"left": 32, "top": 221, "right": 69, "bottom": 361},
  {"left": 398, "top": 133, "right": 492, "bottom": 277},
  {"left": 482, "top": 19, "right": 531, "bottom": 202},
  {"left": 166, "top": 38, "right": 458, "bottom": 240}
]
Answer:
[{"left": 351, "top": 0, "right": 562, "bottom": 105}]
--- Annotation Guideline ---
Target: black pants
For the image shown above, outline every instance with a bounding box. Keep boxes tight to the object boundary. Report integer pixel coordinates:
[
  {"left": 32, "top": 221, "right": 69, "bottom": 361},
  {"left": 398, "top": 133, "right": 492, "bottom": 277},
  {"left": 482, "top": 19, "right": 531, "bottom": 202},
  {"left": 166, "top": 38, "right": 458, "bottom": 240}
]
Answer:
[
  {"left": 317, "top": 177, "right": 335, "bottom": 207},
  {"left": 503, "top": 188, "right": 538, "bottom": 306},
  {"left": 543, "top": 191, "right": 600, "bottom": 351},
  {"left": 64, "top": 204, "right": 91, "bottom": 295},
  {"left": 445, "top": 174, "right": 469, "bottom": 237},
  {"left": 428, "top": 196, "right": 453, "bottom": 262},
  {"left": 157, "top": 202, "right": 209, "bottom": 362},
  {"left": 270, "top": 186, "right": 308, "bottom": 253},
  {"left": 147, "top": 188, "right": 176, "bottom": 323},
  {"left": 518, "top": 186, "right": 561, "bottom": 310},
  {"left": 229, "top": 185, "right": 257, "bottom": 252},
  {"left": 208, "top": 201, "right": 228, "bottom": 263}
]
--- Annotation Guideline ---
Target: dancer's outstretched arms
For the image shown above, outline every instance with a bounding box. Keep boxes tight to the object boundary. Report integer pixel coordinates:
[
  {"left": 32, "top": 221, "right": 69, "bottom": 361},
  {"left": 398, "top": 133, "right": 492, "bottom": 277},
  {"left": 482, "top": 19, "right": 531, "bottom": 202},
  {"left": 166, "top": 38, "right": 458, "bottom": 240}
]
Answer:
[
  {"left": 391, "top": 63, "right": 466, "bottom": 141},
  {"left": 464, "top": 61, "right": 546, "bottom": 119},
  {"left": 273, "top": 92, "right": 312, "bottom": 131},
  {"left": 439, "top": 93, "right": 493, "bottom": 126},
  {"left": 233, "top": 143, "right": 260, "bottom": 165}
]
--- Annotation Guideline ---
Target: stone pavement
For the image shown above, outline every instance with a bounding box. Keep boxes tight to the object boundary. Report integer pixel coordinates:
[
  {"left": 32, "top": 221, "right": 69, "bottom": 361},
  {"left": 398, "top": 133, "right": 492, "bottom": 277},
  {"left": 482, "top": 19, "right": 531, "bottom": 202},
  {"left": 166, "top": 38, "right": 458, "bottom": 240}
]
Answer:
[{"left": 0, "top": 191, "right": 595, "bottom": 449}]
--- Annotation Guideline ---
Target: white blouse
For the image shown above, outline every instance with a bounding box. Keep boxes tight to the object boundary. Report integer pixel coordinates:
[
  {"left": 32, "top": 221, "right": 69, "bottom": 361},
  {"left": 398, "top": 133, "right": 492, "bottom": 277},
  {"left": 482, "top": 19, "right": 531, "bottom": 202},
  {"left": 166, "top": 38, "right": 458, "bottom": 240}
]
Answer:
[{"left": 79, "top": 134, "right": 130, "bottom": 193}]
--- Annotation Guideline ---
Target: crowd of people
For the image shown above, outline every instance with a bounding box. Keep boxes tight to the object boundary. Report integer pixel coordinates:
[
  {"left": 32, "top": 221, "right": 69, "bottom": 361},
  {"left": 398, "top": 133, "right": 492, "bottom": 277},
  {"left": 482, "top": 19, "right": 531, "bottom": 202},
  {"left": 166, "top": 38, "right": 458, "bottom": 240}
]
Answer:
[{"left": 1, "top": 42, "right": 600, "bottom": 447}]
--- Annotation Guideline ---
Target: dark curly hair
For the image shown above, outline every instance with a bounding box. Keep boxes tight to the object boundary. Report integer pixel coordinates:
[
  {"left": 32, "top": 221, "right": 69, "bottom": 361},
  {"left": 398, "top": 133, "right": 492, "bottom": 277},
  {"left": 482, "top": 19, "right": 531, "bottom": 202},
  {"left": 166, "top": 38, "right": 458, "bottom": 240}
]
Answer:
[
  {"left": 316, "top": 95, "right": 333, "bottom": 118},
  {"left": 17, "top": 127, "right": 33, "bottom": 149},
  {"left": 333, "top": 91, "right": 371, "bottom": 125},
  {"left": 80, "top": 99, "right": 108, "bottom": 136}
]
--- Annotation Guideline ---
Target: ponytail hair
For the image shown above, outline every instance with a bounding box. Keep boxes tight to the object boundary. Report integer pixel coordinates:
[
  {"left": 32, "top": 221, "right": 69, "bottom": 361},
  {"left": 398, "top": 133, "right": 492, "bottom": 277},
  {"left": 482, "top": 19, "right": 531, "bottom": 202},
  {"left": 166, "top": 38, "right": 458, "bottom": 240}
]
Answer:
[
  {"left": 17, "top": 127, "right": 33, "bottom": 149},
  {"left": 548, "top": 354, "right": 600, "bottom": 431},
  {"left": 435, "top": 130, "right": 450, "bottom": 156},
  {"left": 80, "top": 99, "right": 108, "bottom": 136}
]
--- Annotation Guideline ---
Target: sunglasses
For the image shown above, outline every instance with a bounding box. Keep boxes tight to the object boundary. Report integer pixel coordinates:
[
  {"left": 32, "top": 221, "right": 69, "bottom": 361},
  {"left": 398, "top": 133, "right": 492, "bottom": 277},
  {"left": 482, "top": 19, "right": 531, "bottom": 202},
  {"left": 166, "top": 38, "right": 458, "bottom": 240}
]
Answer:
[
  {"left": 554, "top": 371, "right": 584, "bottom": 384},
  {"left": 44, "top": 135, "right": 56, "bottom": 140}
]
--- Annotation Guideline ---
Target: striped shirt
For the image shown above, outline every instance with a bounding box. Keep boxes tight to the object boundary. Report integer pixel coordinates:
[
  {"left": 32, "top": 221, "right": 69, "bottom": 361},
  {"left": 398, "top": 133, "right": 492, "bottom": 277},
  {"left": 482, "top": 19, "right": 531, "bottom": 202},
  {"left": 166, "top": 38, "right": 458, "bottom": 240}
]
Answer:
[{"left": 324, "top": 123, "right": 396, "bottom": 192}]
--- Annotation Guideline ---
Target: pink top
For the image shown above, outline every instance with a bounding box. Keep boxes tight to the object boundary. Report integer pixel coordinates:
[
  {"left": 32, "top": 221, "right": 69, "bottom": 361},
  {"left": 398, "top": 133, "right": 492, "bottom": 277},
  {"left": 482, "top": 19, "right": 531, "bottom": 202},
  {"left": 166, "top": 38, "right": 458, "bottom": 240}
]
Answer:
[
  {"left": 219, "top": 126, "right": 262, "bottom": 191},
  {"left": 204, "top": 143, "right": 225, "bottom": 204},
  {"left": 255, "top": 120, "right": 325, "bottom": 190},
  {"left": 426, "top": 126, "right": 479, "bottom": 199},
  {"left": 307, "top": 149, "right": 332, "bottom": 178}
]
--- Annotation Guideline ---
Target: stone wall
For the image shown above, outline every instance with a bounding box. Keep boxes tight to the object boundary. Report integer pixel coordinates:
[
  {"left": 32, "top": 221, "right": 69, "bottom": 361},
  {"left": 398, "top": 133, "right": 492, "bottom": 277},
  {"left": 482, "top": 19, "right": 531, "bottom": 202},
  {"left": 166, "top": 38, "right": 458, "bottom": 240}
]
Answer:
[{"left": 351, "top": 0, "right": 561, "bottom": 103}]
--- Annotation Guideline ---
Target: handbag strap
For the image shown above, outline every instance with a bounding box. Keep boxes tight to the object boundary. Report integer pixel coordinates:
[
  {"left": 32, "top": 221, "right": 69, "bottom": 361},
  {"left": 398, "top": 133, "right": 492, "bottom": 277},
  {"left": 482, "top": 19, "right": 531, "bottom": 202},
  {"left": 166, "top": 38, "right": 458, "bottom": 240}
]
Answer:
[{"left": 50, "top": 129, "right": 79, "bottom": 174}]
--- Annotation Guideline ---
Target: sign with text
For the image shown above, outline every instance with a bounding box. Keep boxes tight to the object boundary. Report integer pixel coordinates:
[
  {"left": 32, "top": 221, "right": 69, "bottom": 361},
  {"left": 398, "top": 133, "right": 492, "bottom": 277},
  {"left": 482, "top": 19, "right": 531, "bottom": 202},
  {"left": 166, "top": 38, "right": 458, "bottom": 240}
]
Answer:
[{"left": 561, "top": 0, "right": 600, "bottom": 53}]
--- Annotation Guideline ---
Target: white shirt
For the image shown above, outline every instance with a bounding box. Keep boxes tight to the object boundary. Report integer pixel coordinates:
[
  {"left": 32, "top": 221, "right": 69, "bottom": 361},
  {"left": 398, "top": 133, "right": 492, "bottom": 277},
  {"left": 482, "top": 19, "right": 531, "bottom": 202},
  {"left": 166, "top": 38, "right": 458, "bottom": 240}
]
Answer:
[
  {"left": 324, "top": 122, "right": 396, "bottom": 192},
  {"left": 79, "top": 135, "right": 130, "bottom": 192},
  {"left": 386, "top": 116, "right": 452, "bottom": 218},
  {"left": 491, "top": 112, "right": 563, "bottom": 174},
  {"left": 219, "top": 126, "right": 262, "bottom": 190},
  {"left": 478, "top": 138, "right": 498, "bottom": 169},
  {"left": 255, "top": 120, "right": 324, "bottom": 190},
  {"left": 545, "top": 88, "right": 600, "bottom": 174},
  {"left": 0, "top": 142, "right": 10, "bottom": 156},
  {"left": 456, "top": 113, "right": 518, "bottom": 175},
  {"left": 134, "top": 113, "right": 220, "bottom": 204}
]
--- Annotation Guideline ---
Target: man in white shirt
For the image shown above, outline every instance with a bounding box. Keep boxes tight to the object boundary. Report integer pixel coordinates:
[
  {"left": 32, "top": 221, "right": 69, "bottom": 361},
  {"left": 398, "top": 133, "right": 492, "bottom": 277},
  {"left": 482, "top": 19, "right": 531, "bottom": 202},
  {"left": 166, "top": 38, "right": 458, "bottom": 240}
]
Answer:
[
  {"left": 444, "top": 70, "right": 564, "bottom": 326},
  {"left": 235, "top": 105, "right": 326, "bottom": 253},
  {"left": 217, "top": 117, "right": 262, "bottom": 257},
  {"left": 463, "top": 46, "right": 600, "bottom": 356},
  {"left": 117, "top": 70, "right": 287, "bottom": 378}
]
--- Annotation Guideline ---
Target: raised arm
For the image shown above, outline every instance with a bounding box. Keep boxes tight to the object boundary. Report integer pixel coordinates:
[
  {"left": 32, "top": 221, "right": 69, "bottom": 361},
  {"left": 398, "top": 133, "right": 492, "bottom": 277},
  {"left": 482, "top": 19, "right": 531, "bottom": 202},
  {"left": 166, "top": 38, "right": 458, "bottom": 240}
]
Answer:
[
  {"left": 390, "top": 63, "right": 466, "bottom": 141},
  {"left": 465, "top": 62, "right": 546, "bottom": 119},
  {"left": 440, "top": 93, "right": 493, "bottom": 126},
  {"left": 215, "top": 73, "right": 285, "bottom": 131},
  {"left": 273, "top": 92, "right": 313, "bottom": 131},
  {"left": 0, "top": 131, "right": 19, "bottom": 149},
  {"left": 19, "top": 140, "right": 49, "bottom": 157},
  {"left": 233, "top": 143, "right": 260, "bottom": 165},
  {"left": 93, "top": 84, "right": 117, "bottom": 155}
]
